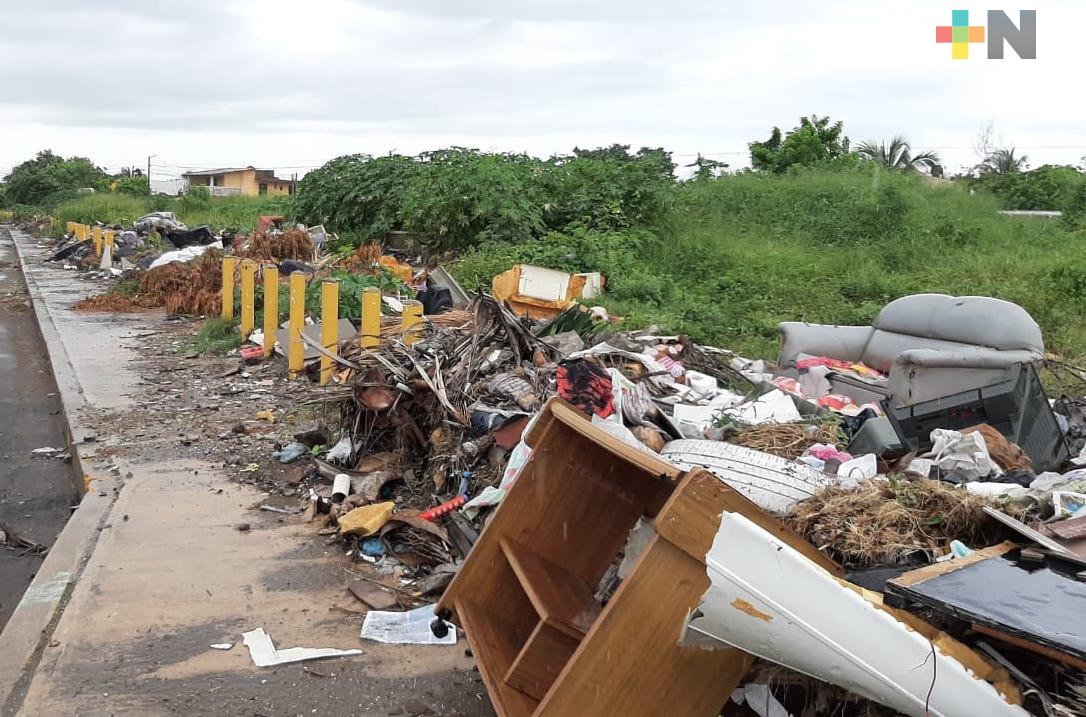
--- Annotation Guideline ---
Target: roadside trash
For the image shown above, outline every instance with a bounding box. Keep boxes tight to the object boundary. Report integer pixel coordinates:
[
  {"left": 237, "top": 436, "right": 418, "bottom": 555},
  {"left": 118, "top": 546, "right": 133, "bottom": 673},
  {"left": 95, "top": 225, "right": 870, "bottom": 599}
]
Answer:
[
  {"left": 338, "top": 501, "right": 395, "bottom": 536},
  {"left": 361, "top": 604, "right": 456, "bottom": 645},
  {"left": 348, "top": 578, "right": 397, "bottom": 609},
  {"left": 661, "top": 439, "right": 839, "bottom": 514},
  {"left": 148, "top": 242, "right": 223, "bottom": 270},
  {"left": 686, "top": 512, "right": 1026, "bottom": 717},
  {"left": 331, "top": 473, "right": 352, "bottom": 502},
  {"left": 885, "top": 544, "right": 1086, "bottom": 669},
  {"left": 242, "top": 627, "right": 362, "bottom": 667},
  {"left": 271, "top": 442, "right": 308, "bottom": 463},
  {"left": 134, "top": 212, "right": 186, "bottom": 233},
  {"left": 210, "top": 643, "right": 233, "bottom": 651},
  {"left": 491, "top": 264, "right": 605, "bottom": 319}
]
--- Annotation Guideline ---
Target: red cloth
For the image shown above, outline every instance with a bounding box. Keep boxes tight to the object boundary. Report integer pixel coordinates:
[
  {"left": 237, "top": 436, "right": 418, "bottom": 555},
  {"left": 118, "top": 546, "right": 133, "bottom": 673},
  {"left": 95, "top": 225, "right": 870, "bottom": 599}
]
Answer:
[{"left": 557, "top": 359, "right": 615, "bottom": 419}]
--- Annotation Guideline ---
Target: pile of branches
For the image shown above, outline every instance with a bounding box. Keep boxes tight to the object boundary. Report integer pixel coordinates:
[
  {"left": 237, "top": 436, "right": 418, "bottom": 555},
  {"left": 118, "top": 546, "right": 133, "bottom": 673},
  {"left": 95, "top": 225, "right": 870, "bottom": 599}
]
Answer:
[
  {"left": 784, "top": 478, "right": 1023, "bottom": 567},
  {"left": 307, "top": 294, "right": 559, "bottom": 505},
  {"left": 729, "top": 420, "right": 841, "bottom": 460},
  {"left": 243, "top": 229, "right": 314, "bottom": 262}
]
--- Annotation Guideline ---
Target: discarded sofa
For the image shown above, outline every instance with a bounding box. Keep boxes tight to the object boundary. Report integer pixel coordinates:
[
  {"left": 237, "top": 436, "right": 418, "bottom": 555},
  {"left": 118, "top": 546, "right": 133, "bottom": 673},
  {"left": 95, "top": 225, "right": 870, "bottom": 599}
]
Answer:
[{"left": 778, "top": 294, "right": 1044, "bottom": 407}]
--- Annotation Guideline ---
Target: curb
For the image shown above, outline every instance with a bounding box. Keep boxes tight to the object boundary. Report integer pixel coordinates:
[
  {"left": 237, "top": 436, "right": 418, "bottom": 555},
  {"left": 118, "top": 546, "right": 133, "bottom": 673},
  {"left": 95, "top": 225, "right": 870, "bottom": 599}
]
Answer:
[{"left": 0, "top": 227, "right": 121, "bottom": 716}]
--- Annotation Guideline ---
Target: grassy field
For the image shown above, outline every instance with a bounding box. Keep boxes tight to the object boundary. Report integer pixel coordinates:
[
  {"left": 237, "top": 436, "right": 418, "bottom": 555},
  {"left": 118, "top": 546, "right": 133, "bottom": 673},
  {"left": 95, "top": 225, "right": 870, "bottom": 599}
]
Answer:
[
  {"left": 51, "top": 193, "right": 293, "bottom": 236},
  {"left": 453, "top": 169, "right": 1086, "bottom": 365}
]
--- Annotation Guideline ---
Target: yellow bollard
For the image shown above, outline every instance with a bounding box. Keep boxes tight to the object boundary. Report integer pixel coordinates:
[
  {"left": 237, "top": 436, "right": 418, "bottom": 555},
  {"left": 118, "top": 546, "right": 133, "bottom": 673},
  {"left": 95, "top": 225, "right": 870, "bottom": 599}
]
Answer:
[
  {"left": 320, "top": 279, "right": 339, "bottom": 386},
  {"left": 240, "top": 260, "right": 256, "bottom": 338},
  {"left": 401, "top": 299, "right": 424, "bottom": 346},
  {"left": 361, "top": 286, "right": 381, "bottom": 349},
  {"left": 262, "top": 266, "right": 279, "bottom": 358},
  {"left": 73, "top": 224, "right": 83, "bottom": 241},
  {"left": 288, "top": 272, "right": 306, "bottom": 378},
  {"left": 92, "top": 226, "right": 102, "bottom": 256},
  {"left": 66, "top": 221, "right": 77, "bottom": 235},
  {"left": 104, "top": 230, "right": 114, "bottom": 254},
  {"left": 221, "top": 257, "right": 238, "bottom": 320}
]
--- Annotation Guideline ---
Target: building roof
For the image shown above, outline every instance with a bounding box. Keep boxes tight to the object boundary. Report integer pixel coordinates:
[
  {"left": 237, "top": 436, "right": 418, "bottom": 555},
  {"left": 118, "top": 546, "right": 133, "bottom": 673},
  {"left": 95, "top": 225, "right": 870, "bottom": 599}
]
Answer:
[{"left": 182, "top": 166, "right": 260, "bottom": 177}]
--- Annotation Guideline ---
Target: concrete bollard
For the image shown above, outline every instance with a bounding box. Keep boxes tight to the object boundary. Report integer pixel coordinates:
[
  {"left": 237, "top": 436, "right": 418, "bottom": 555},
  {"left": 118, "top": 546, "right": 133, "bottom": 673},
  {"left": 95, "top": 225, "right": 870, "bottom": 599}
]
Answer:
[
  {"left": 221, "top": 257, "right": 238, "bottom": 321},
  {"left": 361, "top": 286, "right": 381, "bottom": 349},
  {"left": 240, "top": 260, "right": 257, "bottom": 338},
  {"left": 92, "top": 226, "right": 102, "bottom": 256},
  {"left": 262, "top": 266, "right": 279, "bottom": 358},
  {"left": 288, "top": 271, "right": 306, "bottom": 378},
  {"left": 401, "top": 299, "right": 424, "bottom": 346},
  {"left": 320, "top": 279, "right": 339, "bottom": 386}
]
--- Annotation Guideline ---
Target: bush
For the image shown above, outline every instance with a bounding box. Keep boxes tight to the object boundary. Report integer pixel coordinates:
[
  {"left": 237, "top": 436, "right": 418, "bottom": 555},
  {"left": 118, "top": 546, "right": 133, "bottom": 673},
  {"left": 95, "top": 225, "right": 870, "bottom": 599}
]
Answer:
[{"left": 294, "top": 146, "right": 677, "bottom": 251}]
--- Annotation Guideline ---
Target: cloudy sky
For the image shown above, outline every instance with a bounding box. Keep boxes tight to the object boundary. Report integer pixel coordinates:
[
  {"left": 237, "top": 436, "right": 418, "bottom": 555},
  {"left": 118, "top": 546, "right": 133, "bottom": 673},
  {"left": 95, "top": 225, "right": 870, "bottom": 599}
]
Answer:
[{"left": 0, "top": 1, "right": 1079, "bottom": 180}]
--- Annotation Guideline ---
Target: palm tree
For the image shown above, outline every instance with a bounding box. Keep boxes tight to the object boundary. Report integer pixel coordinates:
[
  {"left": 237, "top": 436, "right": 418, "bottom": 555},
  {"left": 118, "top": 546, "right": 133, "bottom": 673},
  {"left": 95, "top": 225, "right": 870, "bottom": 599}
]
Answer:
[
  {"left": 978, "top": 147, "right": 1028, "bottom": 175},
  {"left": 856, "top": 136, "right": 941, "bottom": 173}
]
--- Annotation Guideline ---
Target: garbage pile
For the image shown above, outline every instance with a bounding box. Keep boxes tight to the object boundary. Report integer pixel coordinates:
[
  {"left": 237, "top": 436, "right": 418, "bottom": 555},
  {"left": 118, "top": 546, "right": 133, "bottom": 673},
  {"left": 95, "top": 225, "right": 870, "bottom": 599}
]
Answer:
[{"left": 274, "top": 288, "right": 1086, "bottom": 717}]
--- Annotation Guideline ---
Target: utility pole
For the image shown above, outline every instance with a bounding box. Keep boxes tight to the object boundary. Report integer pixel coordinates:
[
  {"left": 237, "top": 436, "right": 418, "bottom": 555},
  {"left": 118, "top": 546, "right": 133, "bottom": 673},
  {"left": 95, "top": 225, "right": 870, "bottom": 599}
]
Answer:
[{"left": 147, "top": 154, "right": 157, "bottom": 196}]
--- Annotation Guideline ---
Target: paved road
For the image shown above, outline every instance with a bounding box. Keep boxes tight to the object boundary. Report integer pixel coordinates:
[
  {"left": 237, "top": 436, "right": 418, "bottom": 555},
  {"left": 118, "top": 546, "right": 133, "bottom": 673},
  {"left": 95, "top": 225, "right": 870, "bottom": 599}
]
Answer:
[{"left": 0, "top": 229, "right": 77, "bottom": 630}]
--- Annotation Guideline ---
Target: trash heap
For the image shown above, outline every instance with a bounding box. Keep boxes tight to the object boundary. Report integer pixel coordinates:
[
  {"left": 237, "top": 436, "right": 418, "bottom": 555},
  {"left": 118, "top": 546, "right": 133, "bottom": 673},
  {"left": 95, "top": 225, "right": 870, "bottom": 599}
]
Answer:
[
  {"left": 280, "top": 286, "right": 1086, "bottom": 717},
  {"left": 44, "top": 210, "right": 1086, "bottom": 715}
]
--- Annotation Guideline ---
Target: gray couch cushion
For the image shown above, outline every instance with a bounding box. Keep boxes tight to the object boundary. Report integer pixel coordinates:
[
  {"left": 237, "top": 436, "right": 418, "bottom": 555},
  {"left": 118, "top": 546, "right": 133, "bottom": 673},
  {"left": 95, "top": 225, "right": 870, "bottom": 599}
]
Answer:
[{"left": 873, "top": 294, "right": 1044, "bottom": 354}]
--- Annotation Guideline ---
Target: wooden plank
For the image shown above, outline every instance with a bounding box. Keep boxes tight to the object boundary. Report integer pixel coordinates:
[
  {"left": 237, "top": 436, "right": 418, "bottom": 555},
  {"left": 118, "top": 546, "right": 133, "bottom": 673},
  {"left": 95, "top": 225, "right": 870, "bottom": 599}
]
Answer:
[
  {"left": 537, "top": 536, "right": 754, "bottom": 717},
  {"left": 504, "top": 622, "right": 581, "bottom": 702},
  {"left": 529, "top": 399, "right": 682, "bottom": 482},
  {"left": 889, "top": 543, "right": 1016, "bottom": 588},
  {"left": 501, "top": 538, "right": 600, "bottom": 639},
  {"left": 456, "top": 597, "right": 539, "bottom": 717},
  {"left": 972, "top": 622, "right": 1086, "bottom": 671},
  {"left": 654, "top": 469, "right": 842, "bottom": 577}
]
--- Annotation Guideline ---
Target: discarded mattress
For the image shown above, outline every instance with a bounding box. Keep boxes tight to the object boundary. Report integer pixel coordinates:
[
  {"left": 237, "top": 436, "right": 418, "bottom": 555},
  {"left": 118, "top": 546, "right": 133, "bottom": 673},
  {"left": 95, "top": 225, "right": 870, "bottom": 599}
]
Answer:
[
  {"left": 683, "top": 512, "right": 1027, "bottom": 717},
  {"left": 660, "top": 440, "right": 838, "bottom": 514}
]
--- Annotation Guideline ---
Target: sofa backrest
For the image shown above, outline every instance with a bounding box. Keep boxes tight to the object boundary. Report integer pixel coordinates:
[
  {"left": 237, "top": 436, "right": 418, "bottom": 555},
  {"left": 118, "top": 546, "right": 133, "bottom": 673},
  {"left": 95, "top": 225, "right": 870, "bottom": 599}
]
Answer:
[{"left": 870, "top": 294, "right": 1044, "bottom": 355}]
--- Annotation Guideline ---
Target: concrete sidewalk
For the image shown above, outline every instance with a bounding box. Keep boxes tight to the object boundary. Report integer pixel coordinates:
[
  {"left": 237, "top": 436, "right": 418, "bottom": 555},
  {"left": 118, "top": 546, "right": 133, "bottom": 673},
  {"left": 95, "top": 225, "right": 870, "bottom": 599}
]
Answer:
[{"left": 0, "top": 230, "right": 488, "bottom": 717}]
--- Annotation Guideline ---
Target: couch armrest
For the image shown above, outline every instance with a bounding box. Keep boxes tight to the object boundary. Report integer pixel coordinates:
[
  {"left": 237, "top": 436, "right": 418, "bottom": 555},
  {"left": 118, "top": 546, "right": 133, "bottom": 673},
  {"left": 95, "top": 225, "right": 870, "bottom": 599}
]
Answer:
[
  {"left": 887, "top": 348, "right": 1041, "bottom": 406},
  {"left": 777, "top": 323, "right": 873, "bottom": 368}
]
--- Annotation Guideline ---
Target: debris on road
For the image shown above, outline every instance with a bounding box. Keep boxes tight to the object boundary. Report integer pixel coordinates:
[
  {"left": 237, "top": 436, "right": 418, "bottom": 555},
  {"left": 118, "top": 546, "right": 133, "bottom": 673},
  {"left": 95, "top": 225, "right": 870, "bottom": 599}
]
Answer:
[{"left": 241, "top": 627, "right": 362, "bottom": 667}]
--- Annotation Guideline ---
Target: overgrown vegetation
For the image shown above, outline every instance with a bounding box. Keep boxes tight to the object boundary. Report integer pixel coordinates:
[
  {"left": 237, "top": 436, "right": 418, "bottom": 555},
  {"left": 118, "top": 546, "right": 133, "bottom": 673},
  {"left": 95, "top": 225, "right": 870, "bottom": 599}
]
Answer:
[
  {"left": 49, "top": 193, "right": 291, "bottom": 236},
  {"left": 293, "top": 145, "right": 674, "bottom": 249},
  {"left": 454, "top": 168, "right": 1086, "bottom": 364}
]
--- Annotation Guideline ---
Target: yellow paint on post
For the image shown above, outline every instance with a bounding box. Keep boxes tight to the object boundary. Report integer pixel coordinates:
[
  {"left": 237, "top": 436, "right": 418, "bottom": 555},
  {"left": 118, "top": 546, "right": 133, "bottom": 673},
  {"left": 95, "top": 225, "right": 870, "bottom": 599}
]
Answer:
[
  {"left": 92, "top": 226, "right": 102, "bottom": 256},
  {"left": 66, "top": 221, "right": 77, "bottom": 235},
  {"left": 401, "top": 299, "right": 424, "bottom": 346},
  {"left": 288, "top": 271, "right": 306, "bottom": 378},
  {"left": 240, "top": 260, "right": 256, "bottom": 338},
  {"left": 221, "top": 257, "right": 238, "bottom": 320},
  {"left": 104, "top": 230, "right": 114, "bottom": 253},
  {"left": 361, "top": 286, "right": 381, "bottom": 349},
  {"left": 320, "top": 279, "right": 339, "bottom": 386},
  {"left": 262, "top": 266, "right": 279, "bottom": 357}
]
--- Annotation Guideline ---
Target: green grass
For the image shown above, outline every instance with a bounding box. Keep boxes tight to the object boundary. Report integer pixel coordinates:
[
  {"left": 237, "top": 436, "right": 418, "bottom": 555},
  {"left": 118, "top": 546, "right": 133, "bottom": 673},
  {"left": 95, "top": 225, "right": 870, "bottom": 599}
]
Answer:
[
  {"left": 184, "top": 318, "right": 243, "bottom": 355},
  {"left": 51, "top": 193, "right": 294, "bottom": 236},
  {"left": 453, "top": 168, "right": 1086, "bottom": 367}
]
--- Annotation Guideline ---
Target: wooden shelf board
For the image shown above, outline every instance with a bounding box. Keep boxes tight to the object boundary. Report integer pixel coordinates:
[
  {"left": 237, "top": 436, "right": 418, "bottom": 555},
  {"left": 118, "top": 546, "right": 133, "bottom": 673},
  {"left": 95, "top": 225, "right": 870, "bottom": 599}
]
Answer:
[
  {"left": 501, "top": 538, "right": 601, "bottom": 640},
  {"left": 456, "top": 597, "right": 540, "bottom": 717}
]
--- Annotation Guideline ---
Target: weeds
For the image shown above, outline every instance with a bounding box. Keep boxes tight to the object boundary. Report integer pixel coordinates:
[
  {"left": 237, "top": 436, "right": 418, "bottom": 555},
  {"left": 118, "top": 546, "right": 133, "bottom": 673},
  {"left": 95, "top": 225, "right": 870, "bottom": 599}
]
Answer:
[{"left": 185, "top": 318, "right": 242, "bottom": 355}]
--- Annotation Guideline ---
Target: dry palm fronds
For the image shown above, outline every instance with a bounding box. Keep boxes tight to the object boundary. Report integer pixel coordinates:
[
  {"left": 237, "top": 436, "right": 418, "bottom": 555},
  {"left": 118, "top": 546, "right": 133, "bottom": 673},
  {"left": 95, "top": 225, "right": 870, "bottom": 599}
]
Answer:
[
  {"left": 139, "top": 250, "right": 224, "bottom": 315},
  {"left": 243, "top": 229, "right": 314, "bottom": 262},
  {"left": 341, "top": 243, "right": 384, "bottom": 273},
  {"left": 730, "top": 421, "right": 841, "bottom": 460},
  {"left": 72, "top": 293, "right": 148, "bottom": 312},
  {"left": 785, "top": 478, "right": 1025, "bottom": 567}
]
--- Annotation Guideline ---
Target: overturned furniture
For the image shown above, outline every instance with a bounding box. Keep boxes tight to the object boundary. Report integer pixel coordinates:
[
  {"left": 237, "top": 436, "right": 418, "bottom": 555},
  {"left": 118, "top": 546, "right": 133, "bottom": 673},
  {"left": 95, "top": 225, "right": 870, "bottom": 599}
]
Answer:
[
  {"left": 436, "top": 399, "right": 838, "bottom": 717},
  {"left": 492, "top": 264, "right": 604, "bottom": 320},
  {"left": 778, "top": 294, "right": 1044, "bottom": 407}
]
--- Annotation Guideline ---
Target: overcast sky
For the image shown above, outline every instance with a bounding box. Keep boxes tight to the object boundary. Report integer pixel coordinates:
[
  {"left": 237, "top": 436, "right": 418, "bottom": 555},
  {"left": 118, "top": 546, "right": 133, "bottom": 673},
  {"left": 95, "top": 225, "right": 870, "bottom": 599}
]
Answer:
[{"left": 0, "top": 1, "right": 1079, "bottom": 180}]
